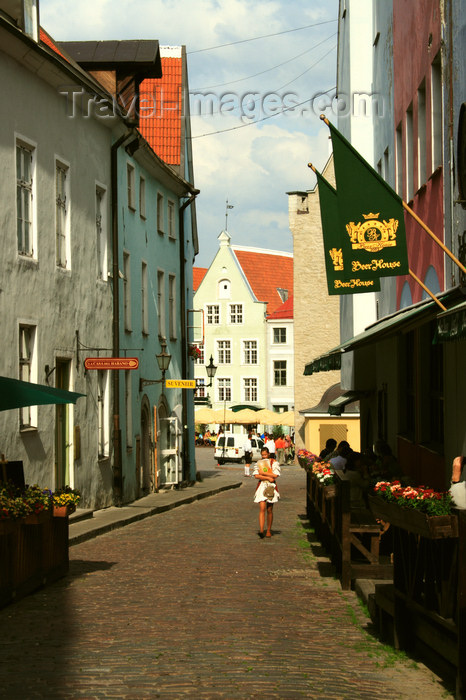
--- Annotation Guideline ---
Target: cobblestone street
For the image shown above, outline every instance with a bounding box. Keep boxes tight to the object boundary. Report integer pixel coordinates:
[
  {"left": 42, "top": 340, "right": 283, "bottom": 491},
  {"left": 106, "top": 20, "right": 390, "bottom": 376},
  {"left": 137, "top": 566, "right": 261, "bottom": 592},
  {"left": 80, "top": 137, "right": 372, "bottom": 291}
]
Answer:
[{"left": 0, "top": 458, "right": 452, "bottom": 699}]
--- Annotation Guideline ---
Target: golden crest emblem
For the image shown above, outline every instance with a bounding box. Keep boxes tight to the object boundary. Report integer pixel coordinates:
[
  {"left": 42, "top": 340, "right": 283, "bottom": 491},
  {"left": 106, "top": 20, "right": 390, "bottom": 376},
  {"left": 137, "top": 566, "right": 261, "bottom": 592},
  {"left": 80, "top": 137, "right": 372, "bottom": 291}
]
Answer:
[
  {"left": 346, "top": 213, "right": 399, "bottom": 253},
  {"left": 329, "top": 247, "right": 344, "bottom": 271}
]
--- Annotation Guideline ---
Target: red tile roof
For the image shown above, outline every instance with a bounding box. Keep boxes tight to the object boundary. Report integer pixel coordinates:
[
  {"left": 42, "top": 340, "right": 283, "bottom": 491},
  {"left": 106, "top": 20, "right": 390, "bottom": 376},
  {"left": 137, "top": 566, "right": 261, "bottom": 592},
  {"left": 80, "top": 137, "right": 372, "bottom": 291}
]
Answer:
[
  {"left": 40, "top": 27, "right": 67, "bottom": 59},
  {"left": 232, "top": 248, "right": 293, "bottom": 315},
  {"left": 267, "top": 295, "right": 293, "bottom": 319},
  {"left": 193, "top": 267, "right": 208, "bottom": 292},
  {"left": 139, "top": 51, "right": 182, "bottom": 165}
]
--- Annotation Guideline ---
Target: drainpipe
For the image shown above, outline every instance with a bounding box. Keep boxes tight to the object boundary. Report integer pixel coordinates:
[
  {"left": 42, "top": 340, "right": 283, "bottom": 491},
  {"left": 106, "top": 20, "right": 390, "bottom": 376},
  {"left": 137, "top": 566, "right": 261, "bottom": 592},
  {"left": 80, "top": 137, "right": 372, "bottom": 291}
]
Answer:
[
  {"left": 111, "top": 129, "right": 134, "bottom": 505},
  {"left": 179, "top": 190, "right": 200, "bottom": 482}
]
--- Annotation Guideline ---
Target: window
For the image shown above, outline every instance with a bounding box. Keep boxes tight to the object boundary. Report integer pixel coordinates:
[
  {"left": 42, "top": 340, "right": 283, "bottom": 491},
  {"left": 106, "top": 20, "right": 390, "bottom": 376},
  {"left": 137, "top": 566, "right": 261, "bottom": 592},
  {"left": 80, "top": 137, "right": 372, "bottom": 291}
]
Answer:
[
  {"left": 19, "top": 325, "right": 37, "bottom": 428},
  {"left": 417, "top": 80, "right": 426, "bottom": 187},
  {"left": 395, "top": 123, "right": 403, "bottom": 196},
  {"left": 218, "top": 279, "right": 230, "bottom": 299},
  {"left": 127, "top": 163, "right": 135, "bottom": 210},
  {"left": 141, "top": 262, "right": 148, "bottom": 334},
  {"left": 405, "top": 103, "right": 414, "bottom": 201},
  {"left": 243, "top": 340, "right": 257, "bottom": 364},
  {"left": 168, "top": 200, "right": 175, "bottom": 238},
  {"left": 194, "top": 346, "right": 205, "bottom": 364},
  {"left": 274, "top": 360, "right": 287, "bottom": 386},
  {"left": 218, "top": 378, "right": 231, "bottom": 402},
  {"left": 243, "top": 378, "right": 257, "bottom": 402},
  {"left": 123, "top": 252, "right": 131, "bottom": 331},
  {"left": 96, "top": 185, "right": 107, "bottom": 279},
  {"left": 273, "top": 328, "right": 286, "bottom": 344},
  {"left": 196, "top": 378, "right": 206, "bottom": 397},
  {"left": 206, "top": 305, "right": 219, "bottom": 324},
  {"left": 431, "top": 53, "right": 442, "bottom": 171},
  {"left": 139, "top": 176, "right": 146, "bottom": 218},
  {"left": 16, "top": 141, "right": 34, "bottom": 256},
  {"left": 55, "top": 161, "right": 69, "bottom": 268},
  {"left": 157, "top": 270, "right": 165, "bottom": 337},
  {"left": 125, "top": 370, "right": 132, "bottom": 448},
  {"left": 97, "top": 370, "right": 110, "bottom": 458},
  {"left": 229, "top": 303, "right": 243, "bottom": 324},
  {"left": 217, "top": 340, "right": 231, "bottom": 364},
  {"left": 168, "top": 274, "right": 176, "bottom": 339},
  {"left": 157, "top": 192, "right": 164, "bottom": 233}
]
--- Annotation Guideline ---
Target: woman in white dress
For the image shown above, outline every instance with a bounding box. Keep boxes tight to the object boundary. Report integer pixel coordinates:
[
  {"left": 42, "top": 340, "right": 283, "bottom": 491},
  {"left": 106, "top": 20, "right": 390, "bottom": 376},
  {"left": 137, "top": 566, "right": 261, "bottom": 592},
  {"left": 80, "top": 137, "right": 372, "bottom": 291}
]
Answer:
[{"left": 253, "top": 447, "right": 281, "bottom": 538}]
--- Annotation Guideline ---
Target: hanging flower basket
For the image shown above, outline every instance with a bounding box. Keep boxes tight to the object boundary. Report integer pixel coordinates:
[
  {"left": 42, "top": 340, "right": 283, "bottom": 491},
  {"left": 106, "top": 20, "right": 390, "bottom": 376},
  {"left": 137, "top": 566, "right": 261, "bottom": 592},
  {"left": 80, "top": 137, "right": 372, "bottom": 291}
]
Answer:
[
  {"left": 368, "top": 494, "right": 458, "bottom": 539},
  {"left": 188, "top": 345, "right": 201, "bottom": 360}
]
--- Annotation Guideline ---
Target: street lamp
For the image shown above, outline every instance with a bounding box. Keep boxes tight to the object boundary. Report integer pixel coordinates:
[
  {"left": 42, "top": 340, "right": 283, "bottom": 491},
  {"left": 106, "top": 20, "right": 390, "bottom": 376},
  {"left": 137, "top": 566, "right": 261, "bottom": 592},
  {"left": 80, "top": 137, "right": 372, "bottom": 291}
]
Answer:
[
  {"left": 205, "top": 355, "right": 217, "bottom": 387},
  {"left": 139, "top": 339, "right": 172, "bottom": 391}
]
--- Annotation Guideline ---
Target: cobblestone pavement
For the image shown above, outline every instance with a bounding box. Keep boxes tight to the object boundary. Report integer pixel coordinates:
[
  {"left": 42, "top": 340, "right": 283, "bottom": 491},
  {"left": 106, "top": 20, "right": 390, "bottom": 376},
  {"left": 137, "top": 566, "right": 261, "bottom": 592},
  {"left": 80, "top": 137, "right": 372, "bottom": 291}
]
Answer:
[{"left": 0, "top": 463, "right": 453, "bottom": 699}]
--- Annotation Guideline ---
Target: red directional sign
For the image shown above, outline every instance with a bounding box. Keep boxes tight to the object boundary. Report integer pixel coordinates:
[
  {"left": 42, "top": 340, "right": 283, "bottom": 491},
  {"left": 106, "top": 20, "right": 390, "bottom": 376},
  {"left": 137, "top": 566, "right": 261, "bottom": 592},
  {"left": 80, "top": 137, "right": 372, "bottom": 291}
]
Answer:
[{"left": 84, "top": 357, "right": 139, "bottom": 370}]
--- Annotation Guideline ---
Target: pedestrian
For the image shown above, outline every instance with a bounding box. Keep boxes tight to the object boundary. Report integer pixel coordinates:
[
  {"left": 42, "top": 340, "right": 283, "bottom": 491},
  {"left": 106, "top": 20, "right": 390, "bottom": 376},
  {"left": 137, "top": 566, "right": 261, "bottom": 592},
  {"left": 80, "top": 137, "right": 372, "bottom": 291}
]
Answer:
[
  {"left": 243, "top": 432, "right": 253, "bottom": 477},
  {"left": 319, "top": 438, "right": 337, "bottom": 460},
  {"left": 266, "top": 434, "right": 276, "bottom": 459},
  {"left": 253, "top": 447, "right": 280, "bottom": 538},
  {"left": 275, "top": 434, "right": 285, "bottom": 464}
]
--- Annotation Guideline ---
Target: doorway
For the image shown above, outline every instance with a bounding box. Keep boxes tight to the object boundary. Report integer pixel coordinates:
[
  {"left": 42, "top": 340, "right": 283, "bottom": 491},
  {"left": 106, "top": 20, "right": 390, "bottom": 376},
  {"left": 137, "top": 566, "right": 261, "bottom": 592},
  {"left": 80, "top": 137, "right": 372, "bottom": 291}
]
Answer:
[
  {"left": 55, "top": 359, "right": 72, "bottom": 489},
  {"left": 158, "top": 403, "right": 180, "bottom": 486},
  {"left": 140, "top": 400, "right": 152, "bottom": 493}
]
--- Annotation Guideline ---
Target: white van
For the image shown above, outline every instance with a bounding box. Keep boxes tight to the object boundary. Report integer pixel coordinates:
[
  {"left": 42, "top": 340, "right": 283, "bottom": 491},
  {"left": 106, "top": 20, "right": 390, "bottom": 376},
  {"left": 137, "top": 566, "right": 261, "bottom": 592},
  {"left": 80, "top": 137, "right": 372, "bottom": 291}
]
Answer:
[{"left": 214, "top": 433, "right": 265, "bottom": 465}]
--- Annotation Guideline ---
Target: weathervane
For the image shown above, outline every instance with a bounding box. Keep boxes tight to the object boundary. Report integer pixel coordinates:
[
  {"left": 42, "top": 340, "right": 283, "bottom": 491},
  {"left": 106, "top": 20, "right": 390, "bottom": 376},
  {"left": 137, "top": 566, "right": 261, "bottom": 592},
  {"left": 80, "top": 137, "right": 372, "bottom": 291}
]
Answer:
[{"left": 225, "top": 199, "right": 234, "bottom": 230}]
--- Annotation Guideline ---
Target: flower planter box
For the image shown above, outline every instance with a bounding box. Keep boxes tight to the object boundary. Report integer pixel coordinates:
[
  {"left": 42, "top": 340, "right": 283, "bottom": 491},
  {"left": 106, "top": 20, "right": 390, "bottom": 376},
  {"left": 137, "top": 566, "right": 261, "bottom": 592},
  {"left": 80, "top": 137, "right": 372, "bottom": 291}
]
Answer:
[
  {"left": 368, "top": 495, "right": 458, "bottom": 539},
  {"left": 53, "top": 504, "right": 76, "bottom": 518},
  {"left": 323, "top": 484, "right": 337, "bottom": 499},
  {"left": 23, "top": 510, "right": 51, "bottom": 526},
  {"left": 0, "top": 520, "right": 17, "bottom": 535}
]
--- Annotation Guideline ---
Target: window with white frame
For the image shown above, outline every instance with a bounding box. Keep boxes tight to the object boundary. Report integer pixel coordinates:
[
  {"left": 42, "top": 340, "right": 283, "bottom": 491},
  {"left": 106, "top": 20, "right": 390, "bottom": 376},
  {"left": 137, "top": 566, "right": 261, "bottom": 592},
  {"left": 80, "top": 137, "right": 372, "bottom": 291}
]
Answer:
[
  {"left": 141, "top": 261, "right": 148, "bottom": 334},
  {"left": 127, "top": 163, "right": 135, "bottom": 210},
  {"left": 218, "top": 378, "right": 231, "bottom": 402},
  {"left": 194, "top": 346, "right": 205, "bottom": 364},
  {"left": 217, "top": 340, "right": 231, "bottom": 364},
  {"left": 123, "top": 252, "right": 131, "bottom": 331},
  {"left": 196, "top": 378, "right": 206, "bottom": 398},
  {"left": 206, "top": 304, "right": 220, "bottom": 324},
  {"left": 55, "top": 161, "right": 69, "bottom": 268},
  {"left": 274, "top": 360, "right": 287, "bottom": 386},
  {"left": 157, "top": 192, "right": 164, "bottom": 233},
  {"left": 405, "top": 102, "right": 414, "bottom": 201},
  {"left": 431, "top": 53, "right": 442, "bottom": 171},
  {"left": 243, "top": 340, "right": 257, "bottom": 364},
  {"left": 168, "top": 274, "right": 176, "bottom": 339},
  {"left": 396, "top": 123, "right": 403, "bottom": 196},
  {"left": 96, "top": 185, "right": 107, "bottom": 279},
  {"left": 16, "top": 141, "right": 35, "bottom": 257},
  {"left": 97, "top": 370, "right": 110, "bottom": 458},
  {"left": 229, "top": 303, "right": 243, "bottom": 324},
  {"left": 273, "top": 327, "right": 286, "bottom": 344},
  {"left": 243, "top": 378, "right": 257, "bottom": 402},
  {"left": 157, "top": 270, "right": 165, "bottom": 337},
  {"left": 417, "top": 80, "right": 426, "bottom": 187},
  {"left": 168, "top": 200, "right": 175, "bottom": 238},
  {"left": 139, "top": 175, "right": 146, "bottom": 218},
  {"left": 19, "top": 324, "right": 37, "bottom": 428}
]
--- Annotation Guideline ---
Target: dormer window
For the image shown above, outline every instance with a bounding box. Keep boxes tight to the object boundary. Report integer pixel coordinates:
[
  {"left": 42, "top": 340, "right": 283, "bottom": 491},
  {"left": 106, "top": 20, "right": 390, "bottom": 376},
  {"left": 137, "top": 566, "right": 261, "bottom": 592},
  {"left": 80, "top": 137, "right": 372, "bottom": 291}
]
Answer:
[{"left": 277, "top": 288, "right": 288, "bottom": 303}]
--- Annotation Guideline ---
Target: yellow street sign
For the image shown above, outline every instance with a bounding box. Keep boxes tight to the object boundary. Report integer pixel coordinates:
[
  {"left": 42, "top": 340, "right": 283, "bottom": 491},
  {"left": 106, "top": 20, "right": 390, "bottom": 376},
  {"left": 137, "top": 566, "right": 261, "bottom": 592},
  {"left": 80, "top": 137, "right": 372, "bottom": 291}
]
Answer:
[{"left": 165, "top": 379, "right": 197, "bottom": 389}]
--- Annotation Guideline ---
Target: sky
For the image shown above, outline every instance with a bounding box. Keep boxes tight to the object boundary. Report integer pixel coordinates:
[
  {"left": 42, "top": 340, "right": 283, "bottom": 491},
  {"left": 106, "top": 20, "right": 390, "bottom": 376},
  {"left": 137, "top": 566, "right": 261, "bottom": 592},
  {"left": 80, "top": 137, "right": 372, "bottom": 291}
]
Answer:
[{"left": 39, "top": 0, "right": 339, "bottom": 267}]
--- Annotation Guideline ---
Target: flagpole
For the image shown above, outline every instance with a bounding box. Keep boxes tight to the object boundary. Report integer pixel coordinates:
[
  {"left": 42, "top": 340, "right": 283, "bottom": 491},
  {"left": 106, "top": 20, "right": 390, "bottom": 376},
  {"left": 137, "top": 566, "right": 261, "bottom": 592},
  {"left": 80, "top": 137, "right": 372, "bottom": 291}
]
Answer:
[
  {"left": 402, "top": 201, "right": 466, "bottom": 275},
  {"left": 320, "top": 114, "right": 466, "bottom": 276},
  {"left": 408, "top": 270, "right": 446, "bottom": 311}
]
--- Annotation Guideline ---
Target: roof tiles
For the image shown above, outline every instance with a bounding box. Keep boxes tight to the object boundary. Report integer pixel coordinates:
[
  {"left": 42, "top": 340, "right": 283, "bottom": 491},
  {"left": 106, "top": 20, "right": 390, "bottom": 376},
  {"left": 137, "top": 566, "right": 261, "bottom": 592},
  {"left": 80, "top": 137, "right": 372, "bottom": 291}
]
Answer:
[
  {"left": 232, "top": 248, "right": 293, "bottom": 315},
  {"left": 267, "top": 295, "right": 293, "bottom": 319},
  {"left": 139, "top": 54, "right": 182, "bottom": 165},
  {"left": 193, "top": 267, "right": 208, "bottom": 292}
]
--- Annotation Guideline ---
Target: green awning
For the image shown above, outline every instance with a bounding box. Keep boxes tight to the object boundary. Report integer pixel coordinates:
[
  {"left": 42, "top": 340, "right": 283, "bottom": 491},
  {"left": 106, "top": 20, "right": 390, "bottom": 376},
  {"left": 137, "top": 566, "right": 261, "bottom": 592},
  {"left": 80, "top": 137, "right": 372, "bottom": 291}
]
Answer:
[
  {"left": 0, "top": 376, "right": 85, "bottom": 411},
  {"left": 229, "top": 404, "right": 264, "bottom": 412},
  {"left": 304, "top": 290, "right": 455, "bottom": 376},
  {"left": 436, "top": 300, "right": 466, "bottom": 341}
]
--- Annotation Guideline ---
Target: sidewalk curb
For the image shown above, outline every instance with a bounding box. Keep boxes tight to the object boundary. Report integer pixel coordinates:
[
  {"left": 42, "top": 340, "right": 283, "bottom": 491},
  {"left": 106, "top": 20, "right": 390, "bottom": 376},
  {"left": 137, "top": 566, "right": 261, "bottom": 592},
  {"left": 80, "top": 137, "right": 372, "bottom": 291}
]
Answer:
[{"left": 69, "top": 480, "right": 243, "bottom": 547}]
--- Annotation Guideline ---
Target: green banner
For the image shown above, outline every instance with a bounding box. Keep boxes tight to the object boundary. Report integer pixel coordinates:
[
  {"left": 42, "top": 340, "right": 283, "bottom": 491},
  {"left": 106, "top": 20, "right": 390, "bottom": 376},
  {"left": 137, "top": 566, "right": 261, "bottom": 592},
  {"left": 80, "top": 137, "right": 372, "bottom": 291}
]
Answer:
[
  {"left": 316, "top": 168, "right": 380, "bottom": 295},
  {"left": 327, "top": 120, "right": 409, "bottom": 280}
]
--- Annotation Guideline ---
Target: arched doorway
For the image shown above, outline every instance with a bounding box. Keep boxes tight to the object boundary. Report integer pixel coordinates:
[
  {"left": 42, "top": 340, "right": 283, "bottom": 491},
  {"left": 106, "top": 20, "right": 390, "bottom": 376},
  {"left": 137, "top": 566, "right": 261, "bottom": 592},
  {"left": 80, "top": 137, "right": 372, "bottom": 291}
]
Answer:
[{"left": 140, "top": 398, "right": 152, "bottom": 493}]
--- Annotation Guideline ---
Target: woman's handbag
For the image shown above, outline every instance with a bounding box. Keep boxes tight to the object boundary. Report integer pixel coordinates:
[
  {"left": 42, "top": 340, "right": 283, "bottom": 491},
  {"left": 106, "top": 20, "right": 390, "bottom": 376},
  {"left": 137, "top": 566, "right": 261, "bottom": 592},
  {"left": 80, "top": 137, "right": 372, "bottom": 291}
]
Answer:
[{"left": 263, "top": 483, "right": 275, "bottom": 500}]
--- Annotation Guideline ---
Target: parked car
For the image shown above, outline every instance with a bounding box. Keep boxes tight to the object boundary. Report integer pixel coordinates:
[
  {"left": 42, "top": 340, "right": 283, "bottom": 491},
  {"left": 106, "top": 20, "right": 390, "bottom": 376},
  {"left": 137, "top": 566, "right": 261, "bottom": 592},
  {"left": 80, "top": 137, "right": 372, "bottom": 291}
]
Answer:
[{"left": 214, "top": 433, "right": 264, "bottom": 465}]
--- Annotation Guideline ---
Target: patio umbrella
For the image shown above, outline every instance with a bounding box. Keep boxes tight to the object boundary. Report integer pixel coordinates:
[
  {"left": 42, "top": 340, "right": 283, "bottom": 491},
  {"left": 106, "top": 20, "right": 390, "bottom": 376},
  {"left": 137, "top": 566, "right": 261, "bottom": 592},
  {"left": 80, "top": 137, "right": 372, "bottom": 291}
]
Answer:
[
  {"left": 277, "top": 411, "right": 295, "bottom": 427},
  {"left": 255, "top": 409, "right": 282, "bottom": 425},
  {"left": 0, "top": 376, "right": 85, "bottom": 411},
  {"left": 212, "top": 408, "right": 237, "bottom": 424},
  {"left": 230, "top": 409, "right": 261, "bottom": 424},
  {"left": 194, "top": 407, "right": 218, "bottom": 424}
]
